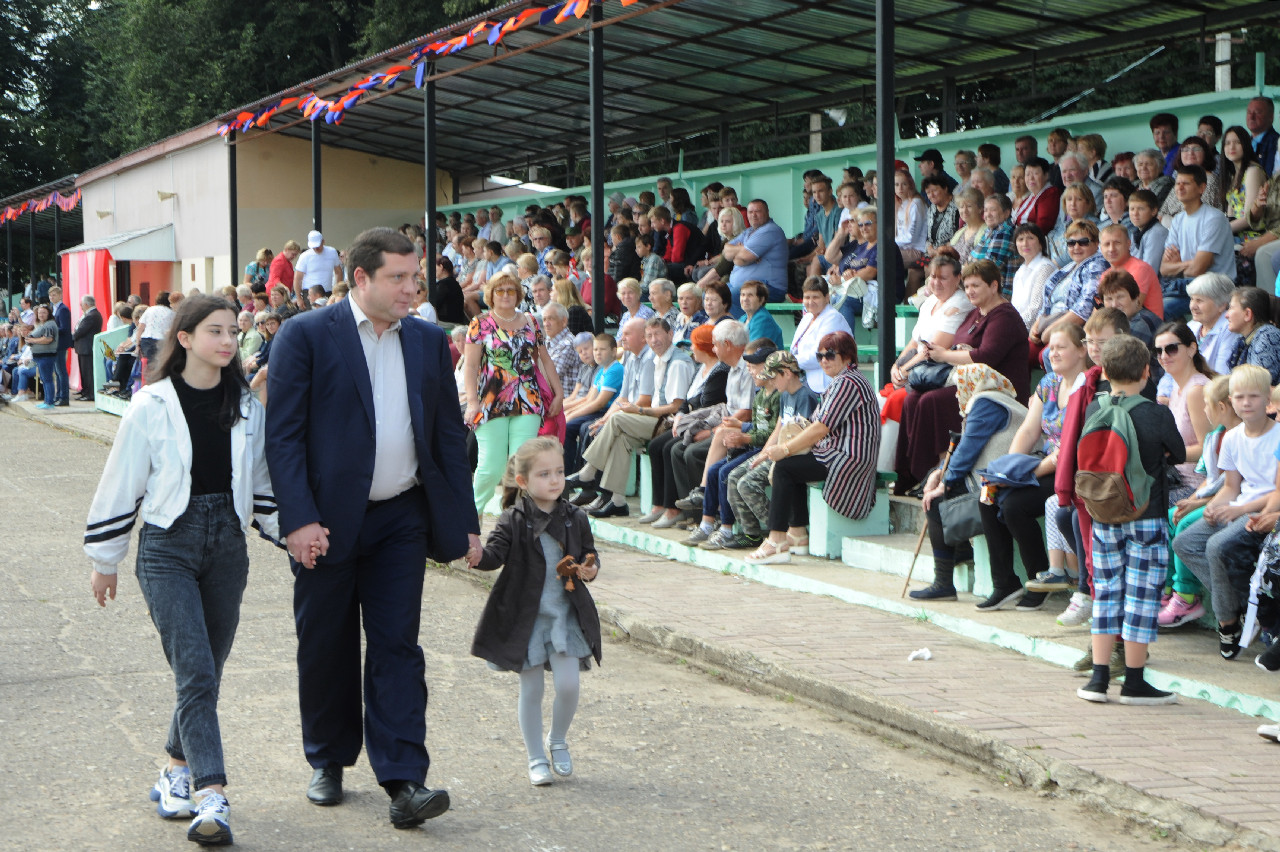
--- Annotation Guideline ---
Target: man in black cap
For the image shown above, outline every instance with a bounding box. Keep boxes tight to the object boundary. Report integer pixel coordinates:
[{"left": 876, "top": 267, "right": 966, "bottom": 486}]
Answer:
[{"left": 913, "top": 149, "right": 958, "bottom": 193}]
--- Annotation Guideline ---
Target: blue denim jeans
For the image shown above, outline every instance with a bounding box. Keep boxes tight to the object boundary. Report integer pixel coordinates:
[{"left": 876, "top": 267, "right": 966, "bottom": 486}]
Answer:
[
  {"left": 135, "top": 493, "right": 248, "bottom": 790},
  {"left": 34, "top": 353, "right": 56, "bottom": 404},
  {"left": 53, "top": 348, "right": 69, "bottom": 403},
  {"left": 1161, "top": 276, "right": 1192, "bottom": 320}
]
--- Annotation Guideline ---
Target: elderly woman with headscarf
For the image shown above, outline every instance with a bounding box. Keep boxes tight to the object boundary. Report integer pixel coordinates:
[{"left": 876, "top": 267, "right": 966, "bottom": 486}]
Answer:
[{"left": 907, "top": 363, "right": 1028, "bottom": 600}]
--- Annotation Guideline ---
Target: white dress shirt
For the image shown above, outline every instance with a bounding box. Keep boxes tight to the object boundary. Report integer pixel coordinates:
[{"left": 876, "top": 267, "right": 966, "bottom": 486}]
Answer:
[
  {"left": 790, "top": 304, "right": 853, "bottom": 392},
  {"left": 349, "top": 294, "right": 419, "bottom": 501}
]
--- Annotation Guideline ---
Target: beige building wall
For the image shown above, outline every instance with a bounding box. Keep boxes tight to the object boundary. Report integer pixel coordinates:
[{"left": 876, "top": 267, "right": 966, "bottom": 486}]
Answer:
[{"left": 234, "top": 134, "right": 454, "bottom": 270}]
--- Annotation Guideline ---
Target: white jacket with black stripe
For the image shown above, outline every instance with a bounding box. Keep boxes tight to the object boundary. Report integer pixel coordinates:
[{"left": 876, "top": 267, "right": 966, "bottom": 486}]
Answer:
[{"left": 83, "top": 378, "right": 281, "bottom": 574}]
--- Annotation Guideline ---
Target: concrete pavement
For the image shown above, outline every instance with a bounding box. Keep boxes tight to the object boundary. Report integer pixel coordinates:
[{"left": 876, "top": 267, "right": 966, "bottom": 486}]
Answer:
[{"left": 10, "top": 398, "right": 1280, "bottom": 849}]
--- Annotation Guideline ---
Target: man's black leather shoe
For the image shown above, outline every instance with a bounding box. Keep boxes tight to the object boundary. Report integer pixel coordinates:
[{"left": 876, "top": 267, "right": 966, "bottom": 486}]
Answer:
[
  {"left": 307, "top": 766, "right": 344, "bottom": 806},
  {"left": 589, "top": 501, "right": 629, "bottom": 519},
  {"left": 389, "top": 782, "right": 450, "bottom": 828}
]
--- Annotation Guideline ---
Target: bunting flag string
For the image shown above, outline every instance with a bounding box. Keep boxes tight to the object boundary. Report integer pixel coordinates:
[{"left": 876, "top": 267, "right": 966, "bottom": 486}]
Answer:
[
  {"left": 217, "top": 0, "right": 620, "bottom": 139},
  {"left": 1, "top": 188, "right": 82, "bottom": 224}
]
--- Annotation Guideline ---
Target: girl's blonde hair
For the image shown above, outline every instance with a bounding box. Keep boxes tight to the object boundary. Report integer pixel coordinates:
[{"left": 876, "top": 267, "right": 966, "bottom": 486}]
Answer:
[
  {"left": 1204, "top": 374, "right": 1231, "bottom": 407},
  {"left": 500, "top": 436, "right": 565, "bottom": 509}
]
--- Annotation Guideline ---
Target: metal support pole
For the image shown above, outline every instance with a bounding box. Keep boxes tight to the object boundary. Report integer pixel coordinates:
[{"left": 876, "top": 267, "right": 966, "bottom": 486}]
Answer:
[
  {"left": 424, "top": 74, "right": 437, "bottom": 291},
  {"left": 875, "top": 0, "right": 896, "bottom": 388},
  {"left": 719, "top": 119, "right": 731, "bottom": 167},
  {"left": 228, "top": 130, "right": 239, "bottom": 288},
  {"left": 588, "top": 0, "right": 606, "bottom": 334},
  {"left": 942, "top": 76, "right": 957, "bottom": 134},
  {"left": 5, "top": 223, "right": 10, "bottom": 299},
  {"left": 311, "top": 121, "right": 323, "bottom": 232},
  {"left": 53, "top": 206, "right": 61, "bottom": 285},
  {"left": 29, "top": 210, "right": 36, "bottom": 292}
]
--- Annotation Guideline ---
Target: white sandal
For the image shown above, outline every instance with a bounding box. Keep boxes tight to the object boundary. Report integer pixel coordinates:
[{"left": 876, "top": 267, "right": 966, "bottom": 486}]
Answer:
[
  {"left": 786, "top": 533, "right": 810, "bottom": 556},
  {"left": 744, "top": 538, "right": 790, "bottom": 564}
]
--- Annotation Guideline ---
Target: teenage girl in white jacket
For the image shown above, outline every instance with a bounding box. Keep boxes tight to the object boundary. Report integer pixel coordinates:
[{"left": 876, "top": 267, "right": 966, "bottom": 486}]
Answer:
[{"left": 84, "top": 294, "right": 282, "bottom": 847}]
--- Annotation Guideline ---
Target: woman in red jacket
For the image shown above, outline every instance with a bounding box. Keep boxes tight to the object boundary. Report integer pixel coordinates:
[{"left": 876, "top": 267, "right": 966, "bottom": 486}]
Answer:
[{"left": 1012, "top": 157, "right": 1061, "bottom": 235}]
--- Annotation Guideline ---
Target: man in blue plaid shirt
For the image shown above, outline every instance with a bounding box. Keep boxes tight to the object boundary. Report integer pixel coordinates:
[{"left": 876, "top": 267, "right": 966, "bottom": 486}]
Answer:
[{"left": 972, "top": 194, "right": 1018, "bottom": 287}]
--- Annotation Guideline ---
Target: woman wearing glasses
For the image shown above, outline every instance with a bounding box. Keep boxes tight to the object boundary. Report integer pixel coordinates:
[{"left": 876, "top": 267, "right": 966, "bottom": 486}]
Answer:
[
  {"left": 464, "top": 271, "right": 564, "bottom": 517},
  {"left": 1153, "top": 321, "right": 1214, "bottom": 504},
  {"left": 894, "top": 259, "right": 1030, "bottom": 492},
  {"left": 745, "top": 331, "right": 879, "bottom": 564},
  {"left": 1027, "top": 221, "right": 1108, "bottom": 367}
]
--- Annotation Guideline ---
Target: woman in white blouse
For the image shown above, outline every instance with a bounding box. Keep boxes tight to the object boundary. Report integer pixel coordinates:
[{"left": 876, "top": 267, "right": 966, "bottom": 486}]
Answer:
[
  {"left": 894, "top": 169, "right": 928, "bottom": 264},
  {"left": 1010, "top": 223, "right": 1054, "bottom": 331},
  {"left": 790, "top": 276, "right": 853, "bottom": 392}
]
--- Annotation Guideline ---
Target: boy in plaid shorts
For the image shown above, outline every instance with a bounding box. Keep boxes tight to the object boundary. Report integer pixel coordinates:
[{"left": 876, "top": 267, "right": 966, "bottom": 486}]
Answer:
[{"left": 1077, "top": 336, "right": 1186, "bottom": 705}]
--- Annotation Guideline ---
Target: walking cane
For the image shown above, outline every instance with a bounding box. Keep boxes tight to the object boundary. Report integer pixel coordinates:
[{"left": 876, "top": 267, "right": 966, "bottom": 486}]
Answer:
[{"left": 901, "top": 431, "right": 962, "bottom": 598}]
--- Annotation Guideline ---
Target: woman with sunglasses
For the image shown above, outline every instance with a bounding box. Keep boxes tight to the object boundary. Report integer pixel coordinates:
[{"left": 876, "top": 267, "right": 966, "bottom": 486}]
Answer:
[
  {"left": 1224, "top": 285, "right": 1280, "bottom": 386},
  {"left": 1028, "top": 221, "right": 1107, "bottom": 367},
  {"left": 464, "top": 271, "right": 564, "bottom": 517},
  {"left": 823, "top": 208, "right": 888, "bottom": 328},
  {"left": 894, "top": 260, "right": 1030, "bottom": 492},
  {"left": 1047, "top": 184, "right": 1100, "bottom": 268},
  {"left": 746, "top": 331, "right": 879, "bottom": 564},
  {"left": 1152, "top": 322, "right": 1214, "bottom": 503}
]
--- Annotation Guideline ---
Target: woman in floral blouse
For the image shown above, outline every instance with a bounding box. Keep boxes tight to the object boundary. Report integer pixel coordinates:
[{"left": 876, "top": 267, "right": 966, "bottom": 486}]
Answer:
[{"left": 464, "top": 271, "right": 564, "bottom": 516}]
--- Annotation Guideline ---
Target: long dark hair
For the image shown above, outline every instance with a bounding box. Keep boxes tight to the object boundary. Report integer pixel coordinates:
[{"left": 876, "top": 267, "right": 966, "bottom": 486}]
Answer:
[
  {"left": 148, "top": 294, "right": 250, "bottom": 430},
  {"left": 1154, "top": 321, "right": 1214, "bottom": 379},
  {"left": 1223, "top": 125, "right": 1263, "bottom": 193}
]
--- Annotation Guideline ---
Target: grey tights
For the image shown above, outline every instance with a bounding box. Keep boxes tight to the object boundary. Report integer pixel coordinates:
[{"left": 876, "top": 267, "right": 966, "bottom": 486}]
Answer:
[{"left": 518, "top": 653, "right": 580, "bottom": 761}]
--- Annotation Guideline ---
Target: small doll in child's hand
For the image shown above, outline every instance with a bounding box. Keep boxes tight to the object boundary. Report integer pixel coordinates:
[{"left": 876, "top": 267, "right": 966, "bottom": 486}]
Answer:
[{"left": 555, "top": 553, "right": 598, "bottom": 591}]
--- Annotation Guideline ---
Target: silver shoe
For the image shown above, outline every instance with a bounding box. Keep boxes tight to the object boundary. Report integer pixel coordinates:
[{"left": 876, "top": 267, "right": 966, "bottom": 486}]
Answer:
[
  {"left": 651, "top": 513, "right": 681, "bottom": 529},
  {"left": 545, "top": 736, "right": 572, "bottom": 777},
  {"left": 683, "top": 527, "right": 712, "bottom": 546},
  {"left": 699, "top": 529, "right": 732, "bottom": 550},
  {"left": 528, "top": 759, "right": 554, "bottom": 786},
  {"left": 636, "top": 508, "right": 665, "bottom": 524}
]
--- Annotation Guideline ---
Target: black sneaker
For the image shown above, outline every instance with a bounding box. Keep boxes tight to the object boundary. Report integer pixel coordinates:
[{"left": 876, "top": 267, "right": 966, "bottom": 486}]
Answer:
[
  {"left": 1257, "top": 642, "right": 1280, "bottom": 673},
  {"left": 1014, "top": 591, "right": 1049, "bottom": 611},
  {"left": 721, "top": 532, "right": 763, "bottom": 550},
  {"left": 1219, "top": 622, "right": 1244, "bottom": 660},
  {"left": 975, "top": 586, "right": 1024, "bottom": 611},
  {"left": 908, "top": 583, "right": 958, "bottom": 602},
  {"left": 1118, "top": 683, "right": 1178, "bottom": 705},
  {"left": 1076, "top": 675, "right": 1109, "bottom": 703}
]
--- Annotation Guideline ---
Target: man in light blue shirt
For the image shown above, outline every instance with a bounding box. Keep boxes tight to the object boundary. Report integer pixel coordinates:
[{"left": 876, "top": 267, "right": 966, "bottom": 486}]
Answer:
[
  {"left": 725, "top": 200, "right": 789, "bottom": 312},
  {"left": 1160, "top": 164, "right": 1235, "bottom": 318}
]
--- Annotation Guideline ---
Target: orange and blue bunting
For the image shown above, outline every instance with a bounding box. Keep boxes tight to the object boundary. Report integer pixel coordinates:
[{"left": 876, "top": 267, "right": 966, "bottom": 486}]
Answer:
[
  {"left": 217, "top": 0, "right": 621, "bottom": 140},
  {"left": 1, "top": 188, "right": 82, "bottom": 224}
]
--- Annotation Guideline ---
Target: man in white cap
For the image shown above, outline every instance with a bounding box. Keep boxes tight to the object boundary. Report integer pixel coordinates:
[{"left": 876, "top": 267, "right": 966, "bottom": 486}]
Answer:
[{"left": 294, "top": 230, "right": 344, "bottom": 303}]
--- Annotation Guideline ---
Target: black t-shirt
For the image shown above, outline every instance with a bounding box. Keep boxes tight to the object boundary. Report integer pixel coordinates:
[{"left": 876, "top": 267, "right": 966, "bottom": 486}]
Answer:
[
  {"left": 172, "top": 373, "right": 233, "bottom": 496},
  {"left": 430, "top": 275, "right": 467, "bottom": 325}
]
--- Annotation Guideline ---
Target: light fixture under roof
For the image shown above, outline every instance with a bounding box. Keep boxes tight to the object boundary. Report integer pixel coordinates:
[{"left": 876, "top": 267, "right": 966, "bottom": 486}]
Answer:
[
  {"left": 519, "top": 182, "right": 560, "bottom": 193},
  {"left": 487, "top": 175, "right": 522, "bottom": 187}
]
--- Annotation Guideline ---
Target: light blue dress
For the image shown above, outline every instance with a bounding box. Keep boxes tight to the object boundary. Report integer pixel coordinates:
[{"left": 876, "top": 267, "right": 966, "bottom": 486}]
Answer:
[{"left": 524, "top": 532, "right": 591, "bottom": 669}]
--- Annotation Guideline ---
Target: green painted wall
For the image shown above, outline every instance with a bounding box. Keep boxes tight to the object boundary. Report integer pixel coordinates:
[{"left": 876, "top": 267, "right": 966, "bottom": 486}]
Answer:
[{"left": 442, "top": 84, "right": 1278, "bottom": 238}]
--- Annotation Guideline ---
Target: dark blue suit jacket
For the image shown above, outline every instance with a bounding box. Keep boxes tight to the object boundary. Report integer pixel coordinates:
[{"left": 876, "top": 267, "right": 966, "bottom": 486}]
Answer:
[
  {"left": 1255, "top": 127, "right": 1280, "bottom": 177},
  {"left": 265, "top": 299, "right": 479, "bottom": 564},
  {"left": 53, "top": 302, "right": 73, "bottom": 352}
]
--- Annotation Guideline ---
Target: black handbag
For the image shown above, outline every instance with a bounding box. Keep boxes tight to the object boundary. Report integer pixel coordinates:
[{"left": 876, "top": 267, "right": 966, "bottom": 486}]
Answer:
[
  {"left": 938, "top": 478, "right": 982, "bottom": 546},
  {"left": 907, "top": 361, "right": 953, "bottom": 392}
]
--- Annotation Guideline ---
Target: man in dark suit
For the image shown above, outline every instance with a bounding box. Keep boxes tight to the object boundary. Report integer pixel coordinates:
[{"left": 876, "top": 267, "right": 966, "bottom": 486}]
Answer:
[
  {"left": 49, "top": 285, "right": 73, "bottom": 406},
  {"left": 71, "top": 295, "right": 103, "bottom": 401},
  {"left": 1247, "top": 96, "right": 1280, "bottom": 177},
  {"left": 266, "top": 227, "right": 481, "bottom": 830}
]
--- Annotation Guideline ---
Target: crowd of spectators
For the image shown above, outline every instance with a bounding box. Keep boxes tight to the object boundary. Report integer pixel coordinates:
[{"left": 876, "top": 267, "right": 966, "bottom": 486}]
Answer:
[{"left": 66, "top": 95, "right": 1280, "bottom": 713}]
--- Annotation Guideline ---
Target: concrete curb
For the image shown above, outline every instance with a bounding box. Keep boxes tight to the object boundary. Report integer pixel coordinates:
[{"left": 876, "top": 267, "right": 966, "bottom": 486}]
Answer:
[
  {"left": 435, "top": 559, "right": 1275, "bottom": 850},
  {"left": 3, "top": 402, "right": 116, "bottom": 446}
]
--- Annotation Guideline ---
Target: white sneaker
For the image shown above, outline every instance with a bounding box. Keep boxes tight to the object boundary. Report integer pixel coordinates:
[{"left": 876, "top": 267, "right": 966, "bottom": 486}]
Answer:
[
  {"left": 149, "top": 765, "right": 194, "bottom": 819},
  {"left": 1258, "top": 723, "right": 1280, "bottom": 743},
  {"left": 187, "top": 789, "right": 232, "bottom": 845},
  {"left": 1057, "top": 592, "right": 1093, "bottom": 627}
]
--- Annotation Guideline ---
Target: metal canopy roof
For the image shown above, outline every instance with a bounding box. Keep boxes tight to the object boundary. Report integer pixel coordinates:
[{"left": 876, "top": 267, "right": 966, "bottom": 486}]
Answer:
[
  {"left": 0, "top": 174, "right": 84, "bottom": 245},
  {"left": 223, "top": 0, "right": 1279, "bottom": 176}
]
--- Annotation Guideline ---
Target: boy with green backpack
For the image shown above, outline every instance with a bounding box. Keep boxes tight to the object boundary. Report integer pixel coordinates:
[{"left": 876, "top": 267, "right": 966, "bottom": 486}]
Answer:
[{"left": 1075, "top": 335, "right": 1186, "bottom": 705}]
